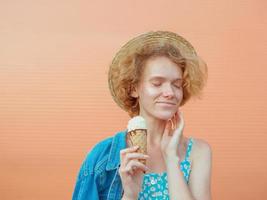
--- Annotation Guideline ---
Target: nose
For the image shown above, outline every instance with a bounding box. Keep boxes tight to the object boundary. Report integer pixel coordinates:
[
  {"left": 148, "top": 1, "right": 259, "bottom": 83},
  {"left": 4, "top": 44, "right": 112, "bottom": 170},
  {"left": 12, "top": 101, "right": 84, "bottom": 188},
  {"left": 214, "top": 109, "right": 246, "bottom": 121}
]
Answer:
[{"left": 162, "top": 84, "right": 175, "bottom": 99}]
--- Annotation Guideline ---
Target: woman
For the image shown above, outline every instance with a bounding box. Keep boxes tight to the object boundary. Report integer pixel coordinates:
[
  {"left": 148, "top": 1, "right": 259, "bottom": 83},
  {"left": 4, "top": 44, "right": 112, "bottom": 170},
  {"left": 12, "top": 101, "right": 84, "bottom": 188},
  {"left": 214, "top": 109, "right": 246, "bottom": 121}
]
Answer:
[{"left": 72, "top": 31, "right": 212, "bottom": 200}]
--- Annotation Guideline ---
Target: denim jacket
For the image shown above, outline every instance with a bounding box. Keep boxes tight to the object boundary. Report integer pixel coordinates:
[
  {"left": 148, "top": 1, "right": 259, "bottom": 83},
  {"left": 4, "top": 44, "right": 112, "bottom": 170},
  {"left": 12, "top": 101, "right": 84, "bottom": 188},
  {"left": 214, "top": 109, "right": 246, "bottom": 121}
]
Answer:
[{"left": 72, "top": 130, "right": 128, "bottom": 200}]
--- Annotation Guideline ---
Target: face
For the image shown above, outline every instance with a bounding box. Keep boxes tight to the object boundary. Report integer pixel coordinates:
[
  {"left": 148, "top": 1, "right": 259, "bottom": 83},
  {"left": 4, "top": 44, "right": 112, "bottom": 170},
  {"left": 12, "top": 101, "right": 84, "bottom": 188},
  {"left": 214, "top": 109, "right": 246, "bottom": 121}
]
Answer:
[{"left": 133, "top": 56, "right": 183, "bottom": 120}]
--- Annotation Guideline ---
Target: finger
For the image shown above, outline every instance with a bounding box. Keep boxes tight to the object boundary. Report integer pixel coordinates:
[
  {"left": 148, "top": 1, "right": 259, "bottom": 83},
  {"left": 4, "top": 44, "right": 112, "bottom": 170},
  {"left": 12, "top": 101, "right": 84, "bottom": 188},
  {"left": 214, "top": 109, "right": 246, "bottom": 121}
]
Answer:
[
  {"left": 171, "top": 113, "right": 178, "bottom": 133},
  {"left": 129, "top": 166, "right": 135, "bottom": 175},
  {"left": 177, "top": 111, "right": 184, "bottom": 131},
  {"left": 127, "top": 160, "right": 149, "bottom": 174},
  {"left": 128, "top": 166, "right": 141, "bottom": 175},
  {"left": 120, "top": 145, "right": 139, "bottom": 155},
  {"left": 123, "top": 153, "right": 149, "bottom": 166},
  {"left": 171, "top": 118, "right": 174, "bottom": 130},
  {"left": 120, "top": 146, "right": 139, "bottom": 165},
  {"left": 125, "top": 153, "right": 149, "bottom": 162},
  {"left": 123, "top": 160, "right": 148, "bottom": 175},
  {"left": 170, "top": 113, "right": 184, "bottom": 145},
  {"left": 164, "top": 120, "right": 172, "bottom": 136},
  {"left": 169, "top": 122, "right": 174, "bottom": 136},
  {"left": 174, "top": 112, "right": 178, "bottom": 129}
]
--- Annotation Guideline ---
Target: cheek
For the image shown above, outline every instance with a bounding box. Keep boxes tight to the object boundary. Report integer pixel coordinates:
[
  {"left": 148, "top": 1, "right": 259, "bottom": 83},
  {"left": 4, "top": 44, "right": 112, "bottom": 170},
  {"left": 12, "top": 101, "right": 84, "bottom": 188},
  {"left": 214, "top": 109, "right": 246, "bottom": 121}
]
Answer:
[
  {"left": 140, "top": 85, "right": 160, "bottom": 99},
  {"left": 175, "top": 89, "right": 183, "bottom": 101},
  {"left": 178, "top": 89, "right": 183, "bottom": 97},
  {"left": 177, "top": 90, "right": 184, "bottom": 102},
  {"left": 138, "top": 87, "right": 160, "bottom": 109}
]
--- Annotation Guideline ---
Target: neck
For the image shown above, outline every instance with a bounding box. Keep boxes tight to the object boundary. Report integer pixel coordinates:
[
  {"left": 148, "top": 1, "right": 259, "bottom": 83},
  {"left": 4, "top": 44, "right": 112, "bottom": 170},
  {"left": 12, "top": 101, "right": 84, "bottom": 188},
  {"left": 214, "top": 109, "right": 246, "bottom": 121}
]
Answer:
[
  {"left": 139, "top": 112, "right": 184, "bottom": 147},
  {"left": 146, "top": 116, "right": 166, "bottom": 146}
]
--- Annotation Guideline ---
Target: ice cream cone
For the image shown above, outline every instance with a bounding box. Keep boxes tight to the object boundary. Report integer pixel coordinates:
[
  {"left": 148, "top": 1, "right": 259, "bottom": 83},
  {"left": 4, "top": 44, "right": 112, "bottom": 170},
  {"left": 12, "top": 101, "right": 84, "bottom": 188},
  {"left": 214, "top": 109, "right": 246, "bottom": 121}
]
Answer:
[{"left": 127, "top": 116, "right": 147, "bottom": 165}]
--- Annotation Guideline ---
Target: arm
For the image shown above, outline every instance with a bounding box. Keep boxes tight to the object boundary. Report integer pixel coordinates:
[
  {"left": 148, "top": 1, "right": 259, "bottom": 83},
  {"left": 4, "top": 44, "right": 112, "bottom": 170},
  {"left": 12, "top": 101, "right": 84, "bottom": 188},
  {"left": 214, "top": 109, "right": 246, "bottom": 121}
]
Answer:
[
  {"left": 188, "top": 140, "right": 212, "bottom": 200},
  {"left": 161, "top": 112, "right": 212, "bottom": 200},
  {"left": 166, "top": 141, "right": 212, "bottom": 200},
  {"left": 166, "top": 156, "right": 196, "bottom": 200}
]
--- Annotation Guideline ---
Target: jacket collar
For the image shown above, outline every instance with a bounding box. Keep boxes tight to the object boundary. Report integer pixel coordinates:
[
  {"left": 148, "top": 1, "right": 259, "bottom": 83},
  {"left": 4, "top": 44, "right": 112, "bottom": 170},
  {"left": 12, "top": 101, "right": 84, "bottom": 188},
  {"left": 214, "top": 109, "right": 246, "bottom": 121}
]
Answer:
[{"left": 106, "top": 130, "right": 127, "bottom": 171}]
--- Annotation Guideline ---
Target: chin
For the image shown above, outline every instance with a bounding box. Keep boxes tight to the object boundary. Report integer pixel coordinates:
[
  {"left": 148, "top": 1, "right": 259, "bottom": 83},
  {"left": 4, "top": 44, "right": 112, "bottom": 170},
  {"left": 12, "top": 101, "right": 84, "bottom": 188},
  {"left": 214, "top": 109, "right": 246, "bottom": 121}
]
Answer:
[{"left": 153, "top": 110, "right": 176, "bottom": 121}]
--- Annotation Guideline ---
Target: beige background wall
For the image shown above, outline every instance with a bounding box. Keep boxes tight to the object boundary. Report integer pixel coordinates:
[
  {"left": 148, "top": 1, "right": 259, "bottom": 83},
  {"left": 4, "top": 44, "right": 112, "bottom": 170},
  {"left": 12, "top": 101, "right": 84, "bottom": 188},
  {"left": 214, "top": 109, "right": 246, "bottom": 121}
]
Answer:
[{"left": 1, "top": 0, "right": 267, "bottom": 199}]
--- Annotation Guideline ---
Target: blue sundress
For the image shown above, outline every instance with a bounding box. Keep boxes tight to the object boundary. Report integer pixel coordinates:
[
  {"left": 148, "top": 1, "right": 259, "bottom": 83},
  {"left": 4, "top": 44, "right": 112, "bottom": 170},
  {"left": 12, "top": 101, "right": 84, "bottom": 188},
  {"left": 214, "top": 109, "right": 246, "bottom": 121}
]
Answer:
[{"left": 138, "top": 138, "right": 194, "bottom": 200}]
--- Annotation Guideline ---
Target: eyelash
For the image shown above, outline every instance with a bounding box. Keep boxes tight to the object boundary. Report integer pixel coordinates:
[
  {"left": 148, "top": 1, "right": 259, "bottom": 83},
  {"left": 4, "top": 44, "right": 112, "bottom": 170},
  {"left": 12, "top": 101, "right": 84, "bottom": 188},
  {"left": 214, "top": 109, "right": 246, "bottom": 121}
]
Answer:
[
  {"left": 152, "top": 83, "right": 161, "bottom": 87},
  {"left": 152, "top": 82, "right": 181, "bottom": 89}
]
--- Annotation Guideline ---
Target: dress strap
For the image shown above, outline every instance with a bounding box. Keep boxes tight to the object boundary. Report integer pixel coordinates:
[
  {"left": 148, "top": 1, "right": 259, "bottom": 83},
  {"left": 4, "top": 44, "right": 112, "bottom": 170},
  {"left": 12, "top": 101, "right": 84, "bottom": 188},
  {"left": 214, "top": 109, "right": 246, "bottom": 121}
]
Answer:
[{"left": 185, "top": 138, "right": 194, "bottom": 160}]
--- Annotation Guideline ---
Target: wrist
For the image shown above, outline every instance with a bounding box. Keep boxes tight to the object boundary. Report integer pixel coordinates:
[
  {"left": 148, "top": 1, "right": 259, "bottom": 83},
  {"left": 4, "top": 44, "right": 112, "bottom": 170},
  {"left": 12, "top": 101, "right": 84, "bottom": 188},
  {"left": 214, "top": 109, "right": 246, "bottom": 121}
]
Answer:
[
  {"left": 121, "top": 193, "right": 136, "bottom": 200},
  {"left": 121, "top": 195, "right": 135, "bottom": 200},
  {"left": 164, "top": 155, "right": 180, "bottom": 165}
]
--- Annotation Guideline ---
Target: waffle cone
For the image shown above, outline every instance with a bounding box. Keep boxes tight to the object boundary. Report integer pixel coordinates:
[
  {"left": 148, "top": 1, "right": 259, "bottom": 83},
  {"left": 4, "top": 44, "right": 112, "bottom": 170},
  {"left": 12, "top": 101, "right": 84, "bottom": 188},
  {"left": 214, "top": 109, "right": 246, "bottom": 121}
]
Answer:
[{"left": 127, "top": 129, "right": 147, "bottom": 165}]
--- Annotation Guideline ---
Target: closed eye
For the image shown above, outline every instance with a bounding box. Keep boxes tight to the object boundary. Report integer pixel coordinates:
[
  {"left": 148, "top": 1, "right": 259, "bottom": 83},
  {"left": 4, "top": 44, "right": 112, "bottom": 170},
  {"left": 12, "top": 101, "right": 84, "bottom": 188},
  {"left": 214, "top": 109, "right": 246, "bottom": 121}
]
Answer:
[
  {"left": 152, "top": 82, "right": 162, "bottom": 87},
  {"left": 152, "top": 82, "right": 181, "bottom": 88},
  {"left": 173, "top": 84, "right": 182, "bottom": 89}
]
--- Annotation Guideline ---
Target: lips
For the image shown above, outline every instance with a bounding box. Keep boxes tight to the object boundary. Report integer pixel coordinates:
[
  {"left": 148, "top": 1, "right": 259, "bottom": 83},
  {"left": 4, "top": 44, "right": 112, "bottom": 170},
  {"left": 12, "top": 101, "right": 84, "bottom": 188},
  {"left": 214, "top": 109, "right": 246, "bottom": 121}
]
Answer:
[{"left": 156, "top": 101, "right": 176, "bottom": 105}]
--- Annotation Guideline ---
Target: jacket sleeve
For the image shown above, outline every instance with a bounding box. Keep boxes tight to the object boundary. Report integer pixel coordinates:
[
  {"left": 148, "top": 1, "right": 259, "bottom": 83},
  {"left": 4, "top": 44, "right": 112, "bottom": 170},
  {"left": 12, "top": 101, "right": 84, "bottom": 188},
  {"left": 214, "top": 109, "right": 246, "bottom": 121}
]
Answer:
[{"left": 72, "top": 154, "right": 100, "bottom": 200}]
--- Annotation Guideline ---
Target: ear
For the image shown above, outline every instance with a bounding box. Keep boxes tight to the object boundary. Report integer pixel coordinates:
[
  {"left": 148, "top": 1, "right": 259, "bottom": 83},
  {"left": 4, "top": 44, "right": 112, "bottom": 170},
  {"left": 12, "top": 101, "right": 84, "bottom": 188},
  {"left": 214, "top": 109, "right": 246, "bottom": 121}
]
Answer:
[{"left": 130, "top": 85, "right": 139, "bottom": 98}]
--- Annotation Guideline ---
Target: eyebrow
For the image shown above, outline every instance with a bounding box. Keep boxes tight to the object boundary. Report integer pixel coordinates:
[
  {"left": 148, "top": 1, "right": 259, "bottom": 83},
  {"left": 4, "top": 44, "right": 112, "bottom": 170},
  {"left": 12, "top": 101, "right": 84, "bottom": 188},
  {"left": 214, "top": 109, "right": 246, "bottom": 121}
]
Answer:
[{"left": 149, "top": 76, "right": 183, "bottom": 82}]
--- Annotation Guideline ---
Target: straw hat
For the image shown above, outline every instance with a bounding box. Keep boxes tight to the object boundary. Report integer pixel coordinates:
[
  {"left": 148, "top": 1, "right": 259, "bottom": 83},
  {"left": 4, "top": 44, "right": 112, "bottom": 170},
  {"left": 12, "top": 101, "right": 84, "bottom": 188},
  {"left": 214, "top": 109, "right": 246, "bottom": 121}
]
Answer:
[{"left": 108, "top": 30, "right": 198, "bottom": 112}]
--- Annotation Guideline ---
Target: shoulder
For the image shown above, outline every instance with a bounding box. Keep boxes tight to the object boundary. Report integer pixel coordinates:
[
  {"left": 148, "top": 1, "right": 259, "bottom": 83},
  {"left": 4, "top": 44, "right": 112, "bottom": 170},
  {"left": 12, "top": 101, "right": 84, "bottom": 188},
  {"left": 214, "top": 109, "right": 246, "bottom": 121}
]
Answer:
[
  {"left": 87, "top": 135, "right": 114, "bottom": 158},
  {"left": 73, "top": 130, "right": 127, "bottom": 199},
  {"left": 84, "top": 135, "right": 116, "bottom": 171},
  {"left": 77, "top": 137, "right": 112, "bottom": 180},
  {"left": 79, "top": 130, "right": 125, "bottom": 177},
  {"left": 191, "top": 137, "right": 212, "bottom": 161},
  {"left": 189, "top": 138, "right": 212, "bottom": 199}
]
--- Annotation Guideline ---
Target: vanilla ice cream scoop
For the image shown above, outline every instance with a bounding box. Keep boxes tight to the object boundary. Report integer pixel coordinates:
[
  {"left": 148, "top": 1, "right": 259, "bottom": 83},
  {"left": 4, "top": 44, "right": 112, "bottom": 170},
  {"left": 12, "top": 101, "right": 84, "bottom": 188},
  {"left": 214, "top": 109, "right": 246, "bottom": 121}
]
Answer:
[{"left": 127, "top": 116, "right": 147, "bottom": 132}]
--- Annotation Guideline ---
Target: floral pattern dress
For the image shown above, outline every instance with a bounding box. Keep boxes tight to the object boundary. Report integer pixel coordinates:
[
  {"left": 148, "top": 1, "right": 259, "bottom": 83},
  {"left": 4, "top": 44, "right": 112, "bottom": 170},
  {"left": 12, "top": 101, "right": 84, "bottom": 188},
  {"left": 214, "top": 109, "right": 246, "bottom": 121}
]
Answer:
[{"left": 138, "top": 138, "right": 194, "bottom": 200}]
